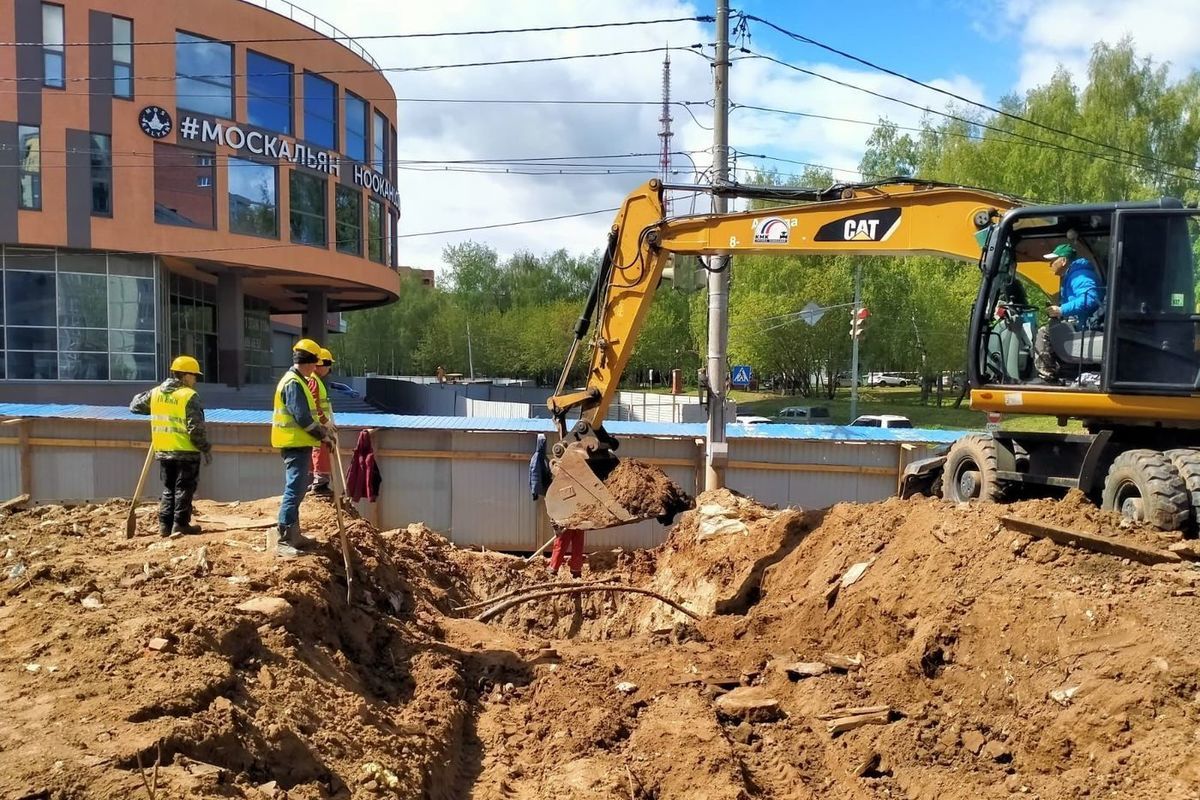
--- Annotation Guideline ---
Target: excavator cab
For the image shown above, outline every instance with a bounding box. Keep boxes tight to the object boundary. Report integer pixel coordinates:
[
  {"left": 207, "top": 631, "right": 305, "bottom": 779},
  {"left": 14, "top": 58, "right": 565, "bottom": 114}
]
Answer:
[{"left": 970, "top": 199, "right": 1200, "bottom": 396}]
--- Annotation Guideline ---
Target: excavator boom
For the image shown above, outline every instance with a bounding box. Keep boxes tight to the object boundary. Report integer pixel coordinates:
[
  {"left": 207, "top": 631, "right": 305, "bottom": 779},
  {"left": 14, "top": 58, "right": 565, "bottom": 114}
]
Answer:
[{"left": 544, "top": 178, "right": 1024, "bottom": 530}]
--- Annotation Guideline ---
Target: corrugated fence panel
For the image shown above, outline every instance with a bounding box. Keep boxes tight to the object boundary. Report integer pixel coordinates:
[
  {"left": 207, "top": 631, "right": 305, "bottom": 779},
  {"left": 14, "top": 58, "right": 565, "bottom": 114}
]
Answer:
[
  {"left": 0, "top": 406, "right": 960, "bottom": 551},
  {"left": 0, "top": 440, "right": 20, "bottom": 499},
  {"left": 449, "top": 431, "right": 539, "bottom": 550}
]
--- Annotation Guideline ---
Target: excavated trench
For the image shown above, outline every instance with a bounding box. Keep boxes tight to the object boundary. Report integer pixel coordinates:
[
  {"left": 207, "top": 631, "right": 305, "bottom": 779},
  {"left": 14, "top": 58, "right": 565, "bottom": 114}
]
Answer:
[{"left": 4, "top": 489, "right": 1199, "bottom": 799}]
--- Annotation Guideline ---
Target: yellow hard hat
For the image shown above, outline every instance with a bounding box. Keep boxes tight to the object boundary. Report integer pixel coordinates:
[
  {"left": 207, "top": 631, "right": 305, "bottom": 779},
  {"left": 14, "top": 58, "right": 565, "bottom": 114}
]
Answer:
[
  {"left": 169, "top": 355, "right": 202, "bottom": 375},
  {"left": 293, "top": 338, "right": 322, "bottom": 357},
  {"left": 318, "top": 348, "right": 334, "bottom": 364}
]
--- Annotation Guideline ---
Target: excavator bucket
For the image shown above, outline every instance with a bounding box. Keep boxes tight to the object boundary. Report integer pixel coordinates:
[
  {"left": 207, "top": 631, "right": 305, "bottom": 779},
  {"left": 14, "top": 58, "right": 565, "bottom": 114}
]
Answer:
[
  {"left": 544, "top": 443, "right": 638, "bottom": 531},
  {"left": 544, "top": 436, "right": 694, "bottom": 532}
]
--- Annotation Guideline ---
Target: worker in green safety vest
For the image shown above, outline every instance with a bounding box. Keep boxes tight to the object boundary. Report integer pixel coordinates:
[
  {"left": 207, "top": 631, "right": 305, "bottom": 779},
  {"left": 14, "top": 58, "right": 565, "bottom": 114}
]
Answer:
[
  {"left": 271, "top": 338, "right": 335, "bottom": 558},
  {"left": 129, "top": 355, "right": 212, "bottom": 537}
]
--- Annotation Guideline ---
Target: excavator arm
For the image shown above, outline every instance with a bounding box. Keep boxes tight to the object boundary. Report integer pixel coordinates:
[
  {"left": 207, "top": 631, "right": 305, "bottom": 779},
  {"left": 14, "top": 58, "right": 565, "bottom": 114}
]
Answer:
[{"left": 544, "top": 178, "right": 1027, "bottom": 530}]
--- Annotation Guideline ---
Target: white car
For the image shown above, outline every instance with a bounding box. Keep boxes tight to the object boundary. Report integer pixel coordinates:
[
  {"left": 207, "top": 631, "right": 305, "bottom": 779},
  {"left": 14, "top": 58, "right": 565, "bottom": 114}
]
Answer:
[
  {"left": 868, "top": 373, "right": 909, "bottom": 387},
  {"left": 850, "top": 414, "right": 913, "bottom": 429},
  {"left": 735, "top": 415, "right": 774, "bottom": 425}
]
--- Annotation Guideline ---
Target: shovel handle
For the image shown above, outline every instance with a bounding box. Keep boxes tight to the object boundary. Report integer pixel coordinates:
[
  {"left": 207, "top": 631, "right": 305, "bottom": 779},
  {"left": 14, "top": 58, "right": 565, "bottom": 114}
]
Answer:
[{"left": 125, "top": 444, "right": 155, "bottom": 538}]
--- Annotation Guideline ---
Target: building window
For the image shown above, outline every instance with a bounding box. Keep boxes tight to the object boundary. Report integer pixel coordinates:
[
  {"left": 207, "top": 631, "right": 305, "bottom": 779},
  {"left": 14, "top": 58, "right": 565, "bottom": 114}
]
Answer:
[
  {"left": 372, "top": 110, "right": 386, "bottom": 172},
  {"left": 344, "top": 91, "right": 367, "bottom": 163},
  {"left": 390, "top": 209, "right": 399, "bottom": 267},
  {"left": 166, "top": 273, "right": 216, "bottom": 382},
  {"left": 389, "top": 123, "right": 397, "bottom": 178},
  {"left": 112, "top": 17, "right": 133, "bottom": 98},
  {"left": 244, "top": 298, "right": 272, "bottom": 384},
  {"left": 90, "top": 134, "right": 112, "bottom": 216},
  {"left": 175, "top": 31, "right": 232, "bottom": 119},
  {"left": 368, "top": 198, "right": 383, "bottom": 263},
  {"left": 303, "top": 72, "right": 337, "bottom": 150},
  {"left": 335, "top": 185, "right": 361, "bottom": 255},
  {"left": 6, "top": 267, "right": 58, "bottom": 379},
  {"left": 18, "top": 126, "right": 40, "bottom": 210},
  {"left": 289, "top": 171, "right": 326, "bottom": 247},
  {"left": 42, "top": 4, "right": 64, "bottom": 89},
  {"left": 247, "top": 50, "right": 292, "bottom": 135},
  {"left": 229, "top": 157, "right": 277, "bottom": 238},
  {"left": 154, "top": 143, "right": 215, "bottom": 229},
  {"left": 0, "top": 247, "right": 156, "bottom": 381}
]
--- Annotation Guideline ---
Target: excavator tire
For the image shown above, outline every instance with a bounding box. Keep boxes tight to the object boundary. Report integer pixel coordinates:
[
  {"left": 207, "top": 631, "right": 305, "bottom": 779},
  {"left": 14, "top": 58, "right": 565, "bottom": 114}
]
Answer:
[
  {"left": 1164, "top": 448, "right": 1200, "bottom": 538},
  {"left": 1101, "top": 449, "right": 1190, "bottom": 531},
  {"left": 941, "top": 434, "right": 1005, "bottom": 503}
]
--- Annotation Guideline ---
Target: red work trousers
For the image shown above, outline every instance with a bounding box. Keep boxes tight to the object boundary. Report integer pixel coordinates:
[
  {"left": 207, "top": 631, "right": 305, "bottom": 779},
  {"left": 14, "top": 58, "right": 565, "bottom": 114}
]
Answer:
[
  {"left": 549, "top": 528, "right": 585, "bottom": 576},
  {"left": 311, "top": 442, "right": 331, "bottom": 479}
]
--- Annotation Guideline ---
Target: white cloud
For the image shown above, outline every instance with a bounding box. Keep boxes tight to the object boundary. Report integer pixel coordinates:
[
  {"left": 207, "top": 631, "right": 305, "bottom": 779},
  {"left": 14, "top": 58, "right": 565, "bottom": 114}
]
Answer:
[
  {"left": 300, "top": 1, "right": 986, "bottom": 270},
  {"left": 994, "top": 0, "right": 1200, "bottom": 89}
]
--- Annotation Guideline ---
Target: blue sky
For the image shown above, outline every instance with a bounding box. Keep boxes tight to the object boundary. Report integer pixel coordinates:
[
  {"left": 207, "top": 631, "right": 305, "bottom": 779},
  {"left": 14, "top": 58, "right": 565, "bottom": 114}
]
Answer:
[
  {"left": 303, "top": 0, "right": 1200, "bottom": 269},
  {"left": 737, "top": 0, "right": 1020, "bottom": 100}
]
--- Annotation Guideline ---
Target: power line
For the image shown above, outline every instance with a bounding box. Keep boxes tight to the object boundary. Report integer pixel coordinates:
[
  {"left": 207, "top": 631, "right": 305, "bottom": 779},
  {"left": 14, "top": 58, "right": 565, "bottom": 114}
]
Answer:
[
  {"left": 740, "top": 13, "right": 1200, "bottom": 178},
  {"left": 0, "top": 45, "right": 710, "bottom": 84},
  {"left": 741, "top": 51, "right": 1200, "bottom": 185},
  {"left": 0, "top": 15, "right": 712, "bottom": 47}
]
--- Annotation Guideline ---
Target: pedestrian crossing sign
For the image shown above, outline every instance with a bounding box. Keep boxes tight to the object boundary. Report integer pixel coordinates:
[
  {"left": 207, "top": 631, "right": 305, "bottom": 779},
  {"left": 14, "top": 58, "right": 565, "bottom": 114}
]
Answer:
[{"left": 731, "top": 365, "right": 753, "bottom": 388}]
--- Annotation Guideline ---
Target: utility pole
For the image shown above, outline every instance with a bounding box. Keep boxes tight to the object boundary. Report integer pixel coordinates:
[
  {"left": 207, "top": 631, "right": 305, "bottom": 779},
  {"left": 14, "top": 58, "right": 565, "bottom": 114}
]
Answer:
[
  {"left": 849, "top": 262, "right": 863, "bottom": 422},
  {"left": 705, "top": 0, "right": 731, "bottom": 491},
  {"left": 466, "top": 320, "right": 475, "bottom": 380}
]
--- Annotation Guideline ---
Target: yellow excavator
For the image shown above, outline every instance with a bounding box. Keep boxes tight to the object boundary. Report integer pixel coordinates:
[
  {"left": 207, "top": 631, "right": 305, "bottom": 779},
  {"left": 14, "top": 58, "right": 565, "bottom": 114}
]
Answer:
[{"left": 545, "top": 178, "right": 1200, "bottom": 532}]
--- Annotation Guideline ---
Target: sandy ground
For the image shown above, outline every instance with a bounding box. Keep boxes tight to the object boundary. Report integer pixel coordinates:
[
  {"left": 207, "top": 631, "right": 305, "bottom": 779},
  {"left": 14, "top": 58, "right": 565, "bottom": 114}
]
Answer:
[{"left": 1, "top": 489, "right": 1198, "bottom": 799}]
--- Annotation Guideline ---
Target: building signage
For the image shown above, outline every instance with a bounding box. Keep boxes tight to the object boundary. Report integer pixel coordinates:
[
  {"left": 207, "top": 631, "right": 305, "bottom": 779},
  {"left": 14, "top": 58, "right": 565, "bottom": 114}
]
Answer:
[
  {"left": 173, "top": 114, "right": 399, "bottom": 205},
  {"left": 138, "top": 106, "right": 173, "bottom": 139}
]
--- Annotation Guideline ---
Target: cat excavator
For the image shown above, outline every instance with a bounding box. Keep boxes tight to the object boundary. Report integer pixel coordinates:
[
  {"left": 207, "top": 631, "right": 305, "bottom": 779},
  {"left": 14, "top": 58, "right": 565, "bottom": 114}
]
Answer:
[{"left": 545, "top": 178, "right": 1200, "bottom": 533}]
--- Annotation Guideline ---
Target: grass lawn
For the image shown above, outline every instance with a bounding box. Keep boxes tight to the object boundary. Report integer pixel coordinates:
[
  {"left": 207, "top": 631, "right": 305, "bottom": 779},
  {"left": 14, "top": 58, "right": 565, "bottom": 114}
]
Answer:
[{"left": 729, "top": 386, "right": 1080, "bottom": 432}]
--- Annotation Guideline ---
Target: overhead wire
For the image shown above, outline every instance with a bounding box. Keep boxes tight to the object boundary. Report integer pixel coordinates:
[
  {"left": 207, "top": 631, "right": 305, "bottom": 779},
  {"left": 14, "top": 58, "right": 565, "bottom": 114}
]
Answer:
[
  {"left": 0, "top": 45, "right": 712, "bottom": 84},
  {"left": 0, "top": 15, "right": 713, "bottom": 47},
  {"left": 738, "top": 51, "right": 1200, "bottom": 186},
  {"left": 739, "top": 13, "right": 1200, "bottom": 178}
]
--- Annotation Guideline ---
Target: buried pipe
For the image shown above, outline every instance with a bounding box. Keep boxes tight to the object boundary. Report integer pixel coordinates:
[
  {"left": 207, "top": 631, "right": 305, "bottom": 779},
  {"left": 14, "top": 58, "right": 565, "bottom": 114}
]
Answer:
[{"left": 474, "top": 584, "right": 699, "bottom": 623}]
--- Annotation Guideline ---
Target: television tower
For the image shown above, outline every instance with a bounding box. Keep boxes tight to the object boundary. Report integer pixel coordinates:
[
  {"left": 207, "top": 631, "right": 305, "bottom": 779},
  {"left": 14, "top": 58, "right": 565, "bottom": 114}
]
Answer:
[{"left": 658, "top": 50, "right": 673, "bottom": 214}]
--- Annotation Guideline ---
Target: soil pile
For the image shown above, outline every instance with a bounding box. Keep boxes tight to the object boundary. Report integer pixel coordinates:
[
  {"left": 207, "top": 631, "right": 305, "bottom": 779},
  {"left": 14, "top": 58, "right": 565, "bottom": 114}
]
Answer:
[
  {"left": 601, "top": 458, "right": 692, "bottom": 523},
  {"left": 3, "top": 490, "right": 1199, "bottom": 799}
]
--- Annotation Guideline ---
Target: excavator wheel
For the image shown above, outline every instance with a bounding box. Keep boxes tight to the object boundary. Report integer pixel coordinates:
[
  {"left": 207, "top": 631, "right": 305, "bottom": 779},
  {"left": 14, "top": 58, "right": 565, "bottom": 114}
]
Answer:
[
  {"left": 1164, "top": 448, "right": 1200, "bottom": 538},
  {"left": 941, "top": 434, "right": 1005, "bottom": 504},
  {"left": 1101, "top": 449, "right": 1190, "bottom": 531}
]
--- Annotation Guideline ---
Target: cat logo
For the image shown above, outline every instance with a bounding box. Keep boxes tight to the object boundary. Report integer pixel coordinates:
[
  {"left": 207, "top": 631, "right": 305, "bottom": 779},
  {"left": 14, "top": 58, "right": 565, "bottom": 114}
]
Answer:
[
  {"left": 814, "top": 208, "right": 901, "bottom": 243},
  {"left": 752, "top": 216, "right": 791, "bottom": 244}
]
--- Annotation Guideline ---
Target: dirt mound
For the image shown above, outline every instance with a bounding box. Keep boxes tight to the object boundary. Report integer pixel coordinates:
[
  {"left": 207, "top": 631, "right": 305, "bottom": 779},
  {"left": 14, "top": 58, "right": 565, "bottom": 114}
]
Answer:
[
  {"left": 4, "top": 489, "right": 1199, "bottom": 799},
  {"left": 0, "top": 496, "right": 523, "bottom": 799},
  {"left": 603, "top": 458, "right": 692, "bottom": 522}
]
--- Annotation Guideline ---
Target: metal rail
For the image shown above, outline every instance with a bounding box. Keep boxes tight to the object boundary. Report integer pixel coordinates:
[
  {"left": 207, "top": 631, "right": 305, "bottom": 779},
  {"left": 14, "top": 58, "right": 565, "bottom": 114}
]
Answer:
[{"left": 237, "top": 0, "right": 382, "bottom": 70}]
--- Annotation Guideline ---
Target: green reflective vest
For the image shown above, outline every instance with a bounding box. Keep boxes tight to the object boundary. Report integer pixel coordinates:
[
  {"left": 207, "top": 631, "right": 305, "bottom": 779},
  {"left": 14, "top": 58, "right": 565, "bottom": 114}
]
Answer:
[
  {"left": 150, "top": 385, "right": 198, "bottom": 453},
  {"left": 271, "top": 370, "right": 320, "bottom": 449}
]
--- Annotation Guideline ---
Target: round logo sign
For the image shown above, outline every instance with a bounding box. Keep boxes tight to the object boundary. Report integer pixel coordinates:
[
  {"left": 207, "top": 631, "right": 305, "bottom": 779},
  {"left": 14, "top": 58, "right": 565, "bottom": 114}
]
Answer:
[{"left": 138, "top": 106, "right": 173, "bottom": 139}]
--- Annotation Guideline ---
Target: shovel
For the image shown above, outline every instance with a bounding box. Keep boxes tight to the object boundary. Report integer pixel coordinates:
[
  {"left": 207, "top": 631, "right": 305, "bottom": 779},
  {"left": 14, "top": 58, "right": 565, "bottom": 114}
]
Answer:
[
  {"left": 329, "top": 436, "right": 355, "bottom": 603},
  {"left": 125, "top": 444, "right": 155, "bottom": 538}
]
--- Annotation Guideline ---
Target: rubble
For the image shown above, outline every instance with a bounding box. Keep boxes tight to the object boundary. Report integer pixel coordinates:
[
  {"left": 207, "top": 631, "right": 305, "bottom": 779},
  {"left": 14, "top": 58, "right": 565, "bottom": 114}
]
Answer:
[{"left": 0, "top": 489, "right": 1197, "bottom": 799}]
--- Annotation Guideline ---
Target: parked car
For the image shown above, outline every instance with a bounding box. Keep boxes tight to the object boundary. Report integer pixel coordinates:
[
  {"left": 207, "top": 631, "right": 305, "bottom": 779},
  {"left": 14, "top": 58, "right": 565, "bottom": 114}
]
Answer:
[
  {"left": 867, "top": 373, "right": 909, "bottom": 387},
  {"left": 850, "top": 414, "right": 913, "bottom": 429},
  {"left": 735, "top": 415, "right": 774, "bottom": 425},
  {"left": 329, "top": 381, "right": 361, "bottom": 399},
  {"left": 774, "top": 406, "right": 831, "bottom": 423}
]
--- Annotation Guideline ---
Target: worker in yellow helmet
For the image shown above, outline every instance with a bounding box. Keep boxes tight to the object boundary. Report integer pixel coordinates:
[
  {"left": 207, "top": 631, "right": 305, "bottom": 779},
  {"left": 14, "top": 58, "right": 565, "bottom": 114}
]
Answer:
[
  {"left": 308, "top": 348, "right": 336, "bottom": 496},
  {"left": 271, "top": 338, "right": 334, "bottom": 557},
  {"left": 129, "top": 355, "right": 211, "bottom": 537}
]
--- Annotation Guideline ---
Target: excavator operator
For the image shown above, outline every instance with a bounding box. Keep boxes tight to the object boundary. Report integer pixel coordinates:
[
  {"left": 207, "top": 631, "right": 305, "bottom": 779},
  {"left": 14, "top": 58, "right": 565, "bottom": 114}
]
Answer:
[{"left": 1034, "top": 243, "right": 1105, "bottom": 382}]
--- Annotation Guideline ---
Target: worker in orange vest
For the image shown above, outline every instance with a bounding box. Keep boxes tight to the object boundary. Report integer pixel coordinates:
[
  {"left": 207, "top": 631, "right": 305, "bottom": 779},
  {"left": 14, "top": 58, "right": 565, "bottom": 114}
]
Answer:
[{"left": 309, "top": 348, "right": 336, "bottom": 496}]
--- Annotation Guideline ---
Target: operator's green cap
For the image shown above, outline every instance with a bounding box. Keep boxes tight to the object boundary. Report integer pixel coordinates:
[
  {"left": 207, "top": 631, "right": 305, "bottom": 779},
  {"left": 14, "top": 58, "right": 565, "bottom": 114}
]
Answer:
[{"left": 1044, "top": 244, "right": 1077, "bottom": 260}]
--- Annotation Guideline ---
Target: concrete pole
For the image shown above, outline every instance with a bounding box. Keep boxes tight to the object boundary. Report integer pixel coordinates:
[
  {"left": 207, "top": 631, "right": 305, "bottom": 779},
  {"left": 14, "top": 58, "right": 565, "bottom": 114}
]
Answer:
[
  {"left": 849, "top": 262, "right": 863, "bottom": 422},
  {"left": 705, "top": 0, "right": 731, "bottom": 491}
]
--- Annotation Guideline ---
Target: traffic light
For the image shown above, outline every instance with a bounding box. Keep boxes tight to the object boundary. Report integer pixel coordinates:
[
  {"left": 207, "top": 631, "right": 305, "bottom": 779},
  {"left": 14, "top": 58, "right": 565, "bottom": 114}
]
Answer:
[{"left": 850, "top": 307, "right": 870, "bottom": 339}]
